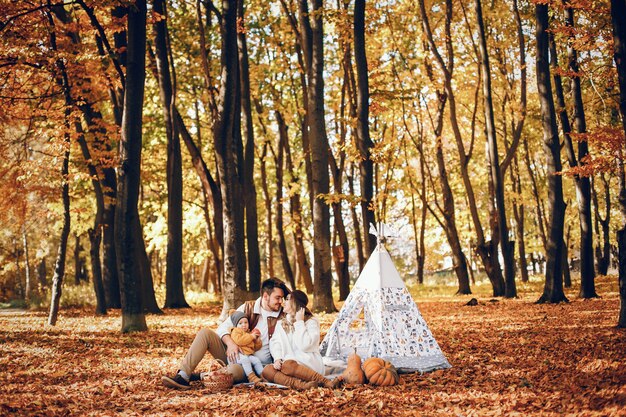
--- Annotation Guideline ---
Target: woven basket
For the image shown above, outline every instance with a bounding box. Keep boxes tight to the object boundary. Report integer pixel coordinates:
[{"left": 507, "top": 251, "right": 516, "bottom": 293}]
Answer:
[{"left": 201, "top": 359, "right": 234, "bottom": 392}]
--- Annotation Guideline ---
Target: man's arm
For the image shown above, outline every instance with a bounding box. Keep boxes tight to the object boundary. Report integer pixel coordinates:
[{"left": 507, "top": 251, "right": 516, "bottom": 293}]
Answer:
[
  {"left": 216, "top": 304, "right": 246, "bottom": 362},
  {"left": 215, "top": 304, "right": 244, "bottom": 341},
  {"left": 222, "top": 334, "right": 242, "bottom": 363}
]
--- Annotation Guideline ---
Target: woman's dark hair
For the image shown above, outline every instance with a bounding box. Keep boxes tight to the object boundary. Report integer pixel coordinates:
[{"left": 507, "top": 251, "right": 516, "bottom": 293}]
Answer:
[
  {"left": 290, "top": 290, "right": 308, "bottom": 310},
  {"left": 289, "top": 290, "right": 313, "bottom": 319}
]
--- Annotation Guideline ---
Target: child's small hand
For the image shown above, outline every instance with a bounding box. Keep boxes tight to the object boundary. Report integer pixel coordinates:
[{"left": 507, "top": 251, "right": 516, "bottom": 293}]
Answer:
[{"left": 273, "top": 359, "right": 283, "bottom": 370}]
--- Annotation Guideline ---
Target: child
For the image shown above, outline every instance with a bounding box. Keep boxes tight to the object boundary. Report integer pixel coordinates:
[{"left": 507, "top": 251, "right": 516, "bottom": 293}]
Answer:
[{"left": 229, "top": 311, "right": 264, "bottom": 383}]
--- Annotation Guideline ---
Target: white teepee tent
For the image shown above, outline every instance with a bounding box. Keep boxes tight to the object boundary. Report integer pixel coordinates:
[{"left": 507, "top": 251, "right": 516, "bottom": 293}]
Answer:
[{"left": 320, "top": 224, "right": 451, "bottom": 373}]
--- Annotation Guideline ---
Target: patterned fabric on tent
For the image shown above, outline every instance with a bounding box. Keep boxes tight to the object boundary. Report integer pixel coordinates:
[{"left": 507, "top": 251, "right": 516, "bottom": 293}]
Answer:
[{"left": 320, "top": 234, "right": 451, "bottom": 373}]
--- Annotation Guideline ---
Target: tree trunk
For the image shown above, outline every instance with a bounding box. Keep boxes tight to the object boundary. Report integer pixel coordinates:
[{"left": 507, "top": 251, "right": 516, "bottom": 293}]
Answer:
[
  {"left": 333, "top": 23, "right": 352, "bottom": 300},
  {"left": 593, "top": 175, "right": 611, "bottom": 275},
  {"left": 510, "top": 0, "right": 529, "bottom": 284},
  {"left": 133, "top": 217, "right": 162, "bottom": 314},
  {"left": 215, "top": 0, "right": 250, "bottom": 316},
  {"left": 512, "top": 158, "right": 529, "bottom": 283},
  {"left": 74, "top": 116, "right": 110, "bottom": 313},
  {"left": 419, "top": 0, "right": 499, "bottom": 294},
  {"left": 46, "top": 9, "right": 72, "bottom": 326},
  {"left": 15, "top": 244, "right": 23, "bottom": 299},
  {"left": 195, "top": 0, "right": 218, "bottom": 117},
  {"left": 101, "top": 170, "right": 120, "bottom": 309},
  {"left": 476, "top": 46, "right": 507, "bottom": 298},
  {"left": 89, "top": 227, "right": 107, "bottom": 315},
  {"left": 507, "top": 132, "right": 529, "bottom": 284},
  {"left": 404, "top": 126, "right": 427, "bottom": 286},
  {"left": 475, "top": 0, "right": 516, "bottom": 298},
  {"left": 535, "top": 3, "right": 568, "bottom": 304},
  {"left": 549, "top": 25, "right": 596, "bottom": 298},
  {"left": 52, "top": 2, "right": 122, "bottom": 309},
  {"left": 418, "top": 0, "right": 473, "bottom": 294},
  {"left": 115, "top": 0, "right": 149, "bottom": 331},
  {"left": 475, "top": 239, "right": 505, "bottom": 296},
  {"left": 86, "top": 3, "right": 123, "bottom": 310},
  {"left": 432, "top": 93, "right": 472, "bottom": 295},
  {"left": 530, "top": 253, "right": 537, "bottom": 274},
  {"left": 333, "top": 207, "right": 350, "bottom": 301},
  {"left": 409, "top": 180, "right": 421, "bottom": 285},
  {"left": 237, "top": 0, "right": 261, "bottom": 293},
  {"left": 284, "top": 124, "right": 314, "bottom": 294},
  {"left": 92, "top": 58, "right": 122, "bottom": 309},
  {"left": 354, "top": 0, "right": 376, "bottom": 257},
  {"left": 153, "top": 0, "right": 189, "bottom": 309},
  {"left": 201, "top": 257, "right": 210, "bottom": 291},
  {"left": 37, "top": 258, "right": 47, "bottom": 290},
  {"left": 336, "top": 1, "right": 364, "bottom": 277},
  {"left": 329, "top": 153, "right": 350, "bottom": 302},
  {"left": 259, "top": 141, "right": 274, "bottom": 278},
  {"left": 274, "top": 110, "right": 296, "bottom": 289},
  {"left": 74, "top": 234, "right": 85, "bottom": 285},
  {"left": 175, "top": 109, "right": 224, "bottom": 286},
  {"left": 563, "top": 237, "right": 572, "bottom": 288},
  {"left": 348, "top": 169, "right": 366, "bottom": 271},
  {"left": 48, "top": 138, "right": 70, "bottom": 326},
  {"left": 202, "top": 193, "right": 221, "bottom": 294},
  {"left": 482, "top": 166, "right": 504, "bottom": 294},
  {"left": 294, "top": 0, "right": 315, "bottom": 215},
  {"left": 610, "top": 0, "right": 626, "bottom": 327},
  {"left": 304, "top": 0, "right": 334, "bottom": 312},
  {"left": 23, "top": 227, "right": 31, "bottom": 303},
  {"left": 192, "top": 0, "right": 226, "bottom": 286},
  {"left": 564, "top": 4, "right": 596, "bottom": 298},
  {"left": 191, "top": 94, "right": 221, "bottom": 293},
  {"left": 414, "top": 126, "right": 429, "bottom": 286},
  {"left": 523, "top": 135, "right": 548, "bottom": 250},
  {"left": 112, "top": 5, "right": 127, "bottom": 123},
  {"left": 619, "top": 228, "right": 626, "bottom": 327}
]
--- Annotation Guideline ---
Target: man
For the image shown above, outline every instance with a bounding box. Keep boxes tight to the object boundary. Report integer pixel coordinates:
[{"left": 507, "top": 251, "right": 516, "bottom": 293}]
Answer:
[{"left": 162, "top": 277, "right": 289, "bottom": 390}]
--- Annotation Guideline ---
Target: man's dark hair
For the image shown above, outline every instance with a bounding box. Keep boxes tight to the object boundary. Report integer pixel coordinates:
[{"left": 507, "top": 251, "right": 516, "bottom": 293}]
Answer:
[{"left": 261, "top": 277, "right": 290, "bottom": 297}]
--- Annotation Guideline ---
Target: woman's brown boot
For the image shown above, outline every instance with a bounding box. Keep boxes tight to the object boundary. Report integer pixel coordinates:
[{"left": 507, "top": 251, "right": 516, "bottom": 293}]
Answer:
[
  {"left": 262, "top": 364, "right": 317, "bottom": 390},
  {"left": 281, "top": 360, "right": 342, "bottom": 388},
  {"left": 247, "top": 373, "right": 262, "bottom": 383}
]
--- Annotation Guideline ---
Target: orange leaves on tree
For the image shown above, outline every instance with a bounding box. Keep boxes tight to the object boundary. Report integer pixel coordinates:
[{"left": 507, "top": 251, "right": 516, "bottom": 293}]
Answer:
[{"left": 561, "top": 128, "right": 625, "bottom": 177}]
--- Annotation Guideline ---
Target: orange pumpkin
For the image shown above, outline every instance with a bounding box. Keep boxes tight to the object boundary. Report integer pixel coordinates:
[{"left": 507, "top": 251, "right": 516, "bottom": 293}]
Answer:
[
  {"left": 341, "top": 348, "right": 366, "bottom": 384},
  {"left": 362, "top": 357, "right": 399, "bottom": 386}
]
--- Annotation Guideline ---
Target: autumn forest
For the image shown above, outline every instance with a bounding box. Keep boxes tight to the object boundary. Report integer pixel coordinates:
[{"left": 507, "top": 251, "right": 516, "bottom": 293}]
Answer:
[{"left": 1, "top": 0, "right": 626, "bottom": 415}]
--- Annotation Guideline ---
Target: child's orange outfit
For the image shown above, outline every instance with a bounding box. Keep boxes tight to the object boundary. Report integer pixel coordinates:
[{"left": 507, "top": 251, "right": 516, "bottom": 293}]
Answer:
[
  {"left": 230, "top": 327, "right": 262, "bottom": 355},
  {"left": 228, "top": 311, "right": 264, "bottom": 383}
]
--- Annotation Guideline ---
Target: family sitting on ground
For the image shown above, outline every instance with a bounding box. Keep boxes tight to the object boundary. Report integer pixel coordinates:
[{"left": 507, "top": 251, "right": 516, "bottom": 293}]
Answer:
[{"left": 162, "top": 277, "right": 342, "bottom": 390}]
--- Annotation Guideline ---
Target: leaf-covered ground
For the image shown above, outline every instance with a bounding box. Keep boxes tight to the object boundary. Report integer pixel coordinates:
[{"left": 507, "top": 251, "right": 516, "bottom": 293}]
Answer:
[{"left": 1, "top": 276, "right": 625, "bottom": 416}]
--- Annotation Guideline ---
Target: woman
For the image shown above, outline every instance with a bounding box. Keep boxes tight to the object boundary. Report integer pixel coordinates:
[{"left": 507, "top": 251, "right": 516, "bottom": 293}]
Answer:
[{"left": 262, "top": 290, "right": 342, "bottom": 389}]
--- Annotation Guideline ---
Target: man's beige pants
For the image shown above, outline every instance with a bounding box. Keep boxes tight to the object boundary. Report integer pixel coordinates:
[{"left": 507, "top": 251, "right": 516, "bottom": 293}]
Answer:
[{"left": 179, "top": 328, "right": 245, "bottom": 382}]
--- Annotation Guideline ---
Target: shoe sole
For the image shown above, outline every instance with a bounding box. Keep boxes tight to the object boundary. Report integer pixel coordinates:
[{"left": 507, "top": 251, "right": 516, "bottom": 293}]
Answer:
[{"left": 162, "top": 376, "right": 191, "bottom": 390}]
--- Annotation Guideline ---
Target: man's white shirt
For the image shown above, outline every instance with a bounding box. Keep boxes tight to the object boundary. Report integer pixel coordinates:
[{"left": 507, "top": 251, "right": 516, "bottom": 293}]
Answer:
[{"left": 216, "top": 297, "right": 280, "bottom": 364}]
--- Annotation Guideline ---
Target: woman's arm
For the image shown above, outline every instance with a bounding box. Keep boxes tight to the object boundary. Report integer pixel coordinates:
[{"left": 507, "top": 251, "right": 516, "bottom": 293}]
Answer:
[
  {"left": 269, "top": 322, "right": 285, "bottom": 360},
  {"left": 293, "top": 318, "right": 320, "bottom": 352}
]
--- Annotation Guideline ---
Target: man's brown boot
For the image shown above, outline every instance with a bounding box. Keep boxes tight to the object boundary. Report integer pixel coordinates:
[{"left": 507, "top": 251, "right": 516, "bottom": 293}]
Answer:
[
  {"left": 261, "top": 365, "right": 317, "bottom": 390},
  {"left": 281, "top": 360, "right": 342, "bottom": 388}
]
